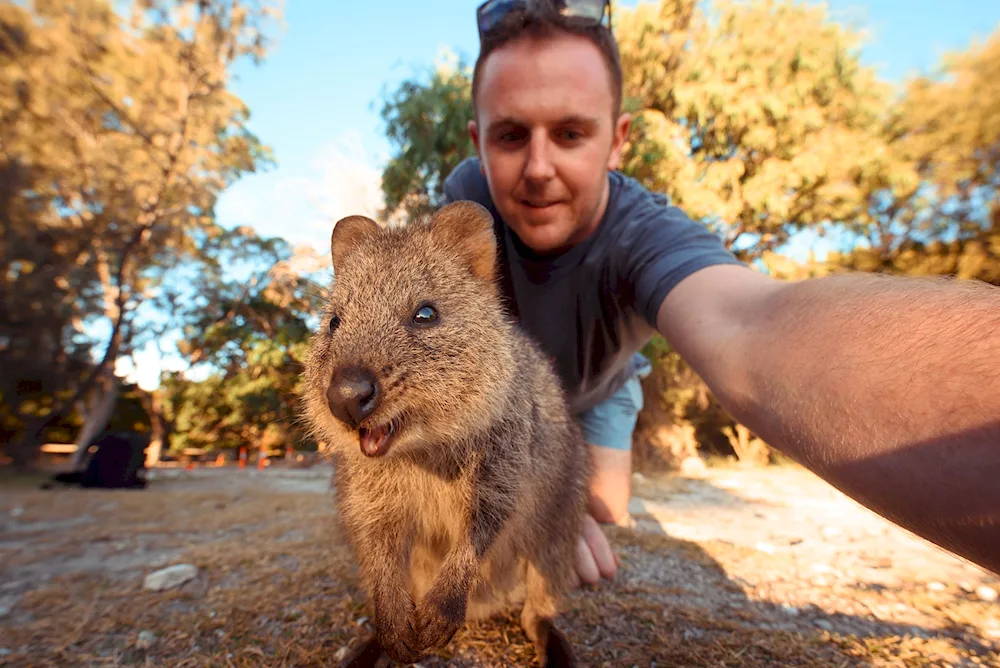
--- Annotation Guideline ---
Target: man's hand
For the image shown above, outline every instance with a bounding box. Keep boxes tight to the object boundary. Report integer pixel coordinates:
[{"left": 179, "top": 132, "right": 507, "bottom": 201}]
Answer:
[{"left": 574, "top": 513, "right": 619, "bottom": 586}]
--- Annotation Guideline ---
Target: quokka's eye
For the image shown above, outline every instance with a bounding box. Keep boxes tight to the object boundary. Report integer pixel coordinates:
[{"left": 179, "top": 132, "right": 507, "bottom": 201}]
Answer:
[
  {"left": 412, "top": 304, "right": 439, "bottom": 326},
  {"left": 328, "top": 314, "right": 341, "bottom": 334}
]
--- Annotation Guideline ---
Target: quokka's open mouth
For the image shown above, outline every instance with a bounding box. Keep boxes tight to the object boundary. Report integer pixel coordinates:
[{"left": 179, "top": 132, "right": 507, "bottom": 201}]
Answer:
[{"left": 359, "top": 422, "right": 396, "bottom": 457}]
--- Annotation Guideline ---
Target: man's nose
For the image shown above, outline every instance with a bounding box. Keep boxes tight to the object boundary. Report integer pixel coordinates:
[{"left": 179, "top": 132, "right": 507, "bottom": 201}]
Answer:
[{"left": 523, "top": 134, "right": 556, "bottom": 183}]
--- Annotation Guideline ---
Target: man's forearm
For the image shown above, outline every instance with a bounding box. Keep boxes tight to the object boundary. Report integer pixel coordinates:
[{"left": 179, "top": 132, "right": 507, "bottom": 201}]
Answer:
[{"left": 725, "top": 273, "right": 1000, "bottom": 575}]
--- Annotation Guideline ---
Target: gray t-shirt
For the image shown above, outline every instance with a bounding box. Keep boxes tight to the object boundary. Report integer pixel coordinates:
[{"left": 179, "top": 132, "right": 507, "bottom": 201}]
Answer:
[{"left": 442, "top": 157, "right": 744, "bottom": 415}]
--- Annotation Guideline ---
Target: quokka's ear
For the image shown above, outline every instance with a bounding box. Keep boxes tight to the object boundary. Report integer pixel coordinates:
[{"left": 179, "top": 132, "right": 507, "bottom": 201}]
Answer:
[
  {"left": 428, "top": 200, "right": 497, "bottom": 282},
  {"left": 331, "top": 215, "right": 380, "bottom": 268}
]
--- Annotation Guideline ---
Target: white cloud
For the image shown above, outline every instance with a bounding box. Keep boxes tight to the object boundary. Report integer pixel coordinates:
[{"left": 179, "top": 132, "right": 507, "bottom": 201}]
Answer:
[
  {"left": 114, "top": 335, "right": 189, "bottom": 392},
  {"left": 215, "top": 129, "right": 386, "bottom": 258}
]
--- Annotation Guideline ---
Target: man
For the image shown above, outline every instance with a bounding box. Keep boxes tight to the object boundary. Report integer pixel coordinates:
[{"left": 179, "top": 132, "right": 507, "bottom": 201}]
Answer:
[{"left": 443, "top": 0, "right": 1000, "bottom": 584}]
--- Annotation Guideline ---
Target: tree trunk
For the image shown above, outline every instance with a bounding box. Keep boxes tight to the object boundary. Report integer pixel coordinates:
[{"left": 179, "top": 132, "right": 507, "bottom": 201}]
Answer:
[
  {"left": 138, "top": 387, "right": 169, "bottom": 468},
  {"left": 67, "top": 372, "right": 120, "bottom": 470}
]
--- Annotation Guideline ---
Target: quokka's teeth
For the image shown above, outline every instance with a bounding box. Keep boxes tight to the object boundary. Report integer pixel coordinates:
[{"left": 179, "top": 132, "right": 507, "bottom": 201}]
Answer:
[{"left": 359, "top": 424, "right": 392, "bottom": 457}]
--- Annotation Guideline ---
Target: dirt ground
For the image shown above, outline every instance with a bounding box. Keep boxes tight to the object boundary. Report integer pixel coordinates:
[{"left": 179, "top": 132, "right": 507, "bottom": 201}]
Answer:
[{"left": 1, "top": 461, "right": 997, "bottom": 667}]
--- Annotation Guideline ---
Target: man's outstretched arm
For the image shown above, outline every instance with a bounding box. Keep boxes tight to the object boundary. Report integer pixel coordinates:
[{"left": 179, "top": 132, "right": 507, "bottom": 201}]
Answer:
[{"left": 658, "top": 265, "right": 1000, "bottom": 575}]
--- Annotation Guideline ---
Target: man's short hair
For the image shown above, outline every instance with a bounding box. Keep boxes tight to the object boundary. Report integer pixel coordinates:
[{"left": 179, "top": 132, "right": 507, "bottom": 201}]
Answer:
[{"left": 471, "top": 0, "right": 624, "bottom": 120}]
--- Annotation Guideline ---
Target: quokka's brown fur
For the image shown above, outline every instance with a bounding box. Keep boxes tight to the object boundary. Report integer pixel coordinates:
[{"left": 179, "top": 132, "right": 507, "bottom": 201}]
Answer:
[{"left": 301, "top": 200, "right": 591, "bottom": 667}]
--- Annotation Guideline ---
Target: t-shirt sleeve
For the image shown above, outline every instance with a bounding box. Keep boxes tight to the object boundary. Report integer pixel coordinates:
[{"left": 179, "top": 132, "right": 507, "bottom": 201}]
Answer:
[
  {"left": 618, "top": 194, "right": 746, "bottom": 329},
  {"left": 442, "top": 157, "right": 491, "bottom": 207}
]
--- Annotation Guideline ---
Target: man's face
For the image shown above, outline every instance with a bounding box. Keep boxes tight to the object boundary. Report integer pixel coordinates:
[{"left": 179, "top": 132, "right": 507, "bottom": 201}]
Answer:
[{"left": 469, "top": 31, "right": 630, "bottom": 254}]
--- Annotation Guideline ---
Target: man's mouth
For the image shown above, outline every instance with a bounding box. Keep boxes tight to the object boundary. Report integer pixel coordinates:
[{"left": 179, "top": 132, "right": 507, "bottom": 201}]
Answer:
[
  {"left": 359, "top": 422, "right": 396, "bottom": 457},
  {"left": 522, "top": 199, "right": 562, "bottom": 209}
]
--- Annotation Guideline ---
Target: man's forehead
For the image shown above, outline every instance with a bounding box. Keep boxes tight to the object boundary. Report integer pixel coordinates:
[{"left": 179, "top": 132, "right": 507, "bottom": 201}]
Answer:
[{"left": 477, "top": 35, "right": 615, "bottom": 123}]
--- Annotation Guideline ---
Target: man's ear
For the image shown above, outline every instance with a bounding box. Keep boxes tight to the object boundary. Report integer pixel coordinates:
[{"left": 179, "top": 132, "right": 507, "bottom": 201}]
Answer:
[
  {"left": 429, "top": 200, "right": 497, "bottom": 282},
  {"left": 607, "top": 111, "right": 632, "bottom": 171},
  {"left": 331, "top": 215, "right": 379, "bottom": 268}
]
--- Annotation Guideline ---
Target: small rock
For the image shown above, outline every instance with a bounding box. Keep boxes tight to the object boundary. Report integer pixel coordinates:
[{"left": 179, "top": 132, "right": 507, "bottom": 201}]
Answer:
[
  {"left": 820, "top": 526, "right": 841, "bottom": 539},
  {"left": 984, "top": 625, "right": 1000, "bottom": 639},
  {"left": 356, "top": 616, "right": 369, "bottom": 626},
  {"left": 135, "top": 630, "right": 156, "bottom": 650},
  {"left": 334, "top": 647, "right": 349, "bottom": 661},
  {"left": 143, "top": 564, "right": 198, "bottom": 591},
  {"left": 811, "top": 576, "right": 829, "bottom": 587},
  {"left": 814, "top": 619, "right": 833, "bottom": 631},
  {"left": 10, "top": 507, "right": 24, "bottom": 518},
  {"left": 0, "top": 595, "right": 19, "bottom": 618},
  {"left": 926, "top": 581, "right": 946, "bottom": 592},
  {"left": 976, "top": 586, "right": 998, "bottom": 603},
  {"left": 862, "top": 555, "right": 893, "bottom": 569},
  {"left": 0, "top": 648, "right": 11, "bottom": 657},
  {"left": 755, "top": 541, "right": 776, "bottom": 555},
  {"left": 631, "top": 472, "right": 647, "bottom": 484},
  {"left": 780, "top": 604, "right": 799, "bottom": 616},
  {"left": 959, "top": 581, "right": 975, "bottom": 593},
  {"left": 679, "top": 456, "right": 707, "bottom": 476}
]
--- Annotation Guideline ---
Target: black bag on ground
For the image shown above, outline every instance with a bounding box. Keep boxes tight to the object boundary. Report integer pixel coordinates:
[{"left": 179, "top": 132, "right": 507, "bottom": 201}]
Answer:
[{"left": 47, "top": 431, "right": 149, "bottom": 490}]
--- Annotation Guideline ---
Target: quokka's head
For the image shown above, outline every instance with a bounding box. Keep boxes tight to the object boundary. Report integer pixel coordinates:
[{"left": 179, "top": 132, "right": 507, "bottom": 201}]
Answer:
[{"left": 303, "top": 200, "right": 515, "bottom": 461}]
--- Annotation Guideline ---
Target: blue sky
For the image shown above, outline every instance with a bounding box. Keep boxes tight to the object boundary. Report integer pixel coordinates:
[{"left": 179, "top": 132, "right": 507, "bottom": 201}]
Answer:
[{"left": 123, "top": 0, "right": 1000, "bottom": 388}]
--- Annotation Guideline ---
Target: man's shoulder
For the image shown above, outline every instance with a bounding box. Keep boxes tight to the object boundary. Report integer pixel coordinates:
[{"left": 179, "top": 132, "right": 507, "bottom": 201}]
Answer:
[
  {"left": 443, "top": 156, "right": 493, "bottom": 208},
  {"left": 599, "top": 170, "right": 710, "bottom": 250}
]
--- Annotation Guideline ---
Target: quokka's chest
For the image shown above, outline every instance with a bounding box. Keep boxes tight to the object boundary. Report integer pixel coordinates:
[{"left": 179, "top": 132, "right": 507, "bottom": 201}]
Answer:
[{"left": 347, "top": 466, "right": 472, "bottom": 539}]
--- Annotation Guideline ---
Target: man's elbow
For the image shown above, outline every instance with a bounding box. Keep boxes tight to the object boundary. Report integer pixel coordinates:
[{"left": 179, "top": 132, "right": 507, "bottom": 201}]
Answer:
[{"left": 655, "top": 264, "right": 783, "bottom": 421}]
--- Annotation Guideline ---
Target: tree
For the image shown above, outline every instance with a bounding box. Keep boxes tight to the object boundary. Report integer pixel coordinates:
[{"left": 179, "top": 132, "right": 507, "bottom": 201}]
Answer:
[
  {"left": 162, "top": 227, "right": 323, "bottom": 457},
  {"left": 1, "top": 0, "right": 281, "bottom": 467},
  {"left": 616, "top": 0, "right": 911, "bottom": 261},
  {"left": 826, "top": 28, "right": 1000, "bottom": 283},
  {"left": 378, "top": 50, "right": 476, "bottom": 224},
  {"left": 0, "top": 4, "right": 104, "bottom": 454}
]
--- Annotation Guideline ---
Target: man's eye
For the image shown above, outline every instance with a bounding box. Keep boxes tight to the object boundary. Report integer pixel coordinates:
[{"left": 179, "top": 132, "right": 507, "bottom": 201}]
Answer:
[
  {"left": 328, "top": 315, "right": 341, "bottom": 334},
  {"left": 412, "top": 304, "right": 439, "bottom": 326}
]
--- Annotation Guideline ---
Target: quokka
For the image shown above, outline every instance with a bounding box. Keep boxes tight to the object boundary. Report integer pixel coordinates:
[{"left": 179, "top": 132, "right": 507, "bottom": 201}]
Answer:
[{"left": 302, "top": 200, "right": 591, "bottom": 666}]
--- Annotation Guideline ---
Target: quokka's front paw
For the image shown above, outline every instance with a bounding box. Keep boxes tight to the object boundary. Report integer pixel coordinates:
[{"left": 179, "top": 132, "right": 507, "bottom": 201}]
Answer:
[
  {"left": 416, "top": 583, "right": 467, "bottom": 652},
  {"left": 375, "top": 597, "right": 422, "bottom": 665}
]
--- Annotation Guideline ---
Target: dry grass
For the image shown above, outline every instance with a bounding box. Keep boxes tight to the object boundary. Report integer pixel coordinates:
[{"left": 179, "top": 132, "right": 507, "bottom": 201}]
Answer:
[{"left": 1, "top": 472, "right": 997, "bottom": 667}]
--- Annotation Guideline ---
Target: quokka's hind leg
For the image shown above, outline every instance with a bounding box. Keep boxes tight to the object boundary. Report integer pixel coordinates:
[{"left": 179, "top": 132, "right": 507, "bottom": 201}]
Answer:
[
  {"left": 338, "top": 634, "right": 385, "bottom": 668},
  {"left": 520, "top": 561, "right": 576, "bottom": 668}
]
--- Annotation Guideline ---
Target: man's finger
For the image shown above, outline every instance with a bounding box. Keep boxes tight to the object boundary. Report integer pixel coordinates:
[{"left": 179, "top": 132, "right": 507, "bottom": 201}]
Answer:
[
  {"left": 582, "top": 513, "right": 617, "bottom": 580},
  {"left": 575, "top": 534, "right": 601, "bottom": 586}
]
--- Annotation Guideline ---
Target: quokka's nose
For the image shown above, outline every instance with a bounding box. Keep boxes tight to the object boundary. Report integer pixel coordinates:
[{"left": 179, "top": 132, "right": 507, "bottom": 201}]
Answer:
[{"left": 326, "top": 367, "right": 379, "bottom": 428}]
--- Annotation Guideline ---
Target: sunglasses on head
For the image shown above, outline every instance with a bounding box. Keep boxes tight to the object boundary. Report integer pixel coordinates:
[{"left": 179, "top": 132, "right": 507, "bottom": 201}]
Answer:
[{"left": 476, "top": 0, "right": 612, "bottom": 41}]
